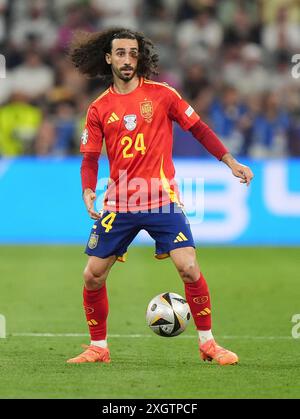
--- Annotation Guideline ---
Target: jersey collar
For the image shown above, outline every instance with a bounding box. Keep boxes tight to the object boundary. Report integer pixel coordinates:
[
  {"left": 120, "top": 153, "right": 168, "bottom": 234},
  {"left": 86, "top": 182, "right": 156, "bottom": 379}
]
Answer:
[{"left": 109, "top": 77, "right": 144, "bottom": 95}]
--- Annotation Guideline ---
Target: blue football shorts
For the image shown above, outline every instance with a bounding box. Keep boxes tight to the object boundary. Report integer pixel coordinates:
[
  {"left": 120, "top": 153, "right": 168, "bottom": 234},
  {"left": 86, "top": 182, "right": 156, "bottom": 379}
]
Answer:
[{"left": 85, "top": 202, "right": 195, "bottom": 261}]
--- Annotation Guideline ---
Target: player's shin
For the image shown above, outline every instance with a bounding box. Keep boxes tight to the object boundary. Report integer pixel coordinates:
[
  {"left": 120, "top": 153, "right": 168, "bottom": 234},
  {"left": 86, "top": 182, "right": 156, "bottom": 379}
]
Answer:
[
  {"left": 184, "top": 273, "right": 213, "bottom": 342},
  {"left": 83, "top": 285, "right": 109, "bottom": 348}
]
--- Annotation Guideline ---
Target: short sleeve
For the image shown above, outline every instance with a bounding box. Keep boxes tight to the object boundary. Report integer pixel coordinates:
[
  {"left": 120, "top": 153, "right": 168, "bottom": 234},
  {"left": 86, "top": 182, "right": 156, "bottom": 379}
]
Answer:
[
  {"left": 168, "top": 89, "right": 200, "bottom": 131},
  {"left": 80, "top": 105, "right": 103, "bottom": 153}
]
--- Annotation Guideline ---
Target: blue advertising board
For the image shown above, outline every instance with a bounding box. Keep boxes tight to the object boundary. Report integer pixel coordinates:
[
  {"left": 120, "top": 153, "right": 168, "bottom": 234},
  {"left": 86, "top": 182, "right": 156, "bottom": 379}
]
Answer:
[{"left": 0, "top": 157, "right": 299, "bottom": 245}]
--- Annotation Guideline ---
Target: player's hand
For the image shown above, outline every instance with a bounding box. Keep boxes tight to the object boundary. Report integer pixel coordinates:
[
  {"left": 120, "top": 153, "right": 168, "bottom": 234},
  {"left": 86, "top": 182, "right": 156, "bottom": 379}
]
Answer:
[
  {"left": 222, "top": 153, "right": 254, "bottom": 186},
  {"left": 83, "top": 188, "right": 101, "bottom": 219},
  {"left": 231, "top": 162, "right": 254, "bottom": 186}
]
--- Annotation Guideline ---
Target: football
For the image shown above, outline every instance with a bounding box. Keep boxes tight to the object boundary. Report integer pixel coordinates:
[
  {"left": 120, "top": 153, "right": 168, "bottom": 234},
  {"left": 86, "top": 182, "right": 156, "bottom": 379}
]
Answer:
[{"left": 146, "top": 292, "right": 191, "bottom": 337}]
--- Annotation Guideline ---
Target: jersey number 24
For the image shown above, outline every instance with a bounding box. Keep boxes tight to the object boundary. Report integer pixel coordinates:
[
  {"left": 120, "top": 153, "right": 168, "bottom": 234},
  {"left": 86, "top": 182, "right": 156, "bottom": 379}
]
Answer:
[{"left": 121, "top": 133, "right": 146, "bottom": 158}]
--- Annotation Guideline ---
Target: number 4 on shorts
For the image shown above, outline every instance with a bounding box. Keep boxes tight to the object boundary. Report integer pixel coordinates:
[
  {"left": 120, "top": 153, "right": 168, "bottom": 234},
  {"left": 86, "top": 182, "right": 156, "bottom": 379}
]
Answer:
[{"left": 101, "top": 212, "right": 117, "bottom": 233}]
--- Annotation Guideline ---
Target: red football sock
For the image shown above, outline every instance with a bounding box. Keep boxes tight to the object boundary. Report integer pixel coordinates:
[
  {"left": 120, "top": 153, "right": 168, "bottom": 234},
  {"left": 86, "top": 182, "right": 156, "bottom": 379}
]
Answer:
[
  {"left": 184, "top": 273, "right": 212, "bottom": 331},
  {"left": 83, "top": 286, "right": 109, "bottom": 340}
]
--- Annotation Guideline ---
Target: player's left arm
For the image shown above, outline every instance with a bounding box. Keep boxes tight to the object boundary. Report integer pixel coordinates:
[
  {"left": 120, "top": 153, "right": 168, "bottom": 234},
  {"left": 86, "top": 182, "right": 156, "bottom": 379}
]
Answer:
[
  {"left": 221, "top": 152, "right": 254, "bottom": 186},
  {"left": 168, "top": 89, "right": 254, "bottom": 186},
  {"left": 189, "top": 119, "right": 254, "bottom": 186}
]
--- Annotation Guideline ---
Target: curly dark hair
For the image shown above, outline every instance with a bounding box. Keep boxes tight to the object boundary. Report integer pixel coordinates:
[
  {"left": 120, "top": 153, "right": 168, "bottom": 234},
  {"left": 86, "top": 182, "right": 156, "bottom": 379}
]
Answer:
[{"left": 68, "top": 28, "right": 159, "bottom": 83}]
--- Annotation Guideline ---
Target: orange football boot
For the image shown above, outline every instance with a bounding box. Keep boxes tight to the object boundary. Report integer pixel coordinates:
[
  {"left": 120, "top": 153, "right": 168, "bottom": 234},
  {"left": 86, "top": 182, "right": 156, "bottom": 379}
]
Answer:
[
  {"left": 67, "top": 345, "right": 111, "bottom": 364},
  {"left": 199, "top": 339, "right": 238, "bottom": 365}
]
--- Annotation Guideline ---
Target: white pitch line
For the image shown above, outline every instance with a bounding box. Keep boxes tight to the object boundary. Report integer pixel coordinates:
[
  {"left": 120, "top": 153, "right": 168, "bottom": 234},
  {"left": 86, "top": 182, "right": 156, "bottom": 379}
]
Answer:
[{"left": 9, "top": 333, "right": 295, "bottom": 340}]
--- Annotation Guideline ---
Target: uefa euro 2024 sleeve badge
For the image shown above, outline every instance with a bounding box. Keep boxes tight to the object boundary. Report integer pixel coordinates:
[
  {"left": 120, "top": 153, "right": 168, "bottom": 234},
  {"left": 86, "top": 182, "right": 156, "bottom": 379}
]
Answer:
[
  {"left": 81, "top": 128, "right": 89, "bottom": 145},
  {"left": 88, "top": 233, "right": 99, "bottom": 249},
  {"left": 124, "top": 114, "right": 137, "bottom": 131}
]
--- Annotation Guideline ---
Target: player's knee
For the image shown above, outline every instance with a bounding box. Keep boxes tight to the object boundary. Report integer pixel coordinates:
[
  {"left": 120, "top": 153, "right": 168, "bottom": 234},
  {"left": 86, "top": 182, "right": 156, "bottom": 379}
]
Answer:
[
  {"left": 83, "top": 266, "right": 107, "bottom": 289},
  {"left": 177, "top": 260, "right": 199, "bottom": 283}
]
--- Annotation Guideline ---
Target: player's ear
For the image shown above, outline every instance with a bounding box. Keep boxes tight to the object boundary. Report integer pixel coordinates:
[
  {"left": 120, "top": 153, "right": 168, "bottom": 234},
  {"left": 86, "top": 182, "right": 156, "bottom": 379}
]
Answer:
[{"left": 105, "top": 53, "right": 112, "bottom": 65}]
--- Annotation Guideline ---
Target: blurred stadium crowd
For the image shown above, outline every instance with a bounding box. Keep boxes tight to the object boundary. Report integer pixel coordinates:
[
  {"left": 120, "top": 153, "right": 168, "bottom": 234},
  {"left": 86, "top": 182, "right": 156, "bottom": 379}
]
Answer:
[{"left": 0, "top": 0, "right": 300, "bottom": 158}]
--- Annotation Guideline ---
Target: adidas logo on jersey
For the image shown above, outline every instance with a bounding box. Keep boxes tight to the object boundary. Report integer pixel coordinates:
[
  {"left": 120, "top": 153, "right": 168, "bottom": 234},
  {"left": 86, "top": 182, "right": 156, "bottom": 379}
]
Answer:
[
  {"left": 173, "top": 232, "right": 188, "bottom": 243},
  {"left": 107, "top": 112, "right": 120, "bottom": 124}
]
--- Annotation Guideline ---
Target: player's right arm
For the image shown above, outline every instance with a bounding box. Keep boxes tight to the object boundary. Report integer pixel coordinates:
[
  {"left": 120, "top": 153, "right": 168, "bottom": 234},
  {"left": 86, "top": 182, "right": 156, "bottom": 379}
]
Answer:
[
  {"left": 80, "top": 105, "right": 103, "bottom": 220},
  {"left": 81, "top": 152, "right": 101, "bottom": 219}
]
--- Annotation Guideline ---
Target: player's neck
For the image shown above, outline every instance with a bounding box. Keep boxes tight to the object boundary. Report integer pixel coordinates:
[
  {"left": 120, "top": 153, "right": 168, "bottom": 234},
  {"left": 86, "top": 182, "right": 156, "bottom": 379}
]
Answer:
[{"left": 112, "top": 76, "right": 140, "bottom": 95}]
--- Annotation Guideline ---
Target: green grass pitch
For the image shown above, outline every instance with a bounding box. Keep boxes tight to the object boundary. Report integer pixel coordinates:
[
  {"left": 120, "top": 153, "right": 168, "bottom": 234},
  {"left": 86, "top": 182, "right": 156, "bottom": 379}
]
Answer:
[{"left": 0, "top": 245, "right": 300, "bottom": 399}]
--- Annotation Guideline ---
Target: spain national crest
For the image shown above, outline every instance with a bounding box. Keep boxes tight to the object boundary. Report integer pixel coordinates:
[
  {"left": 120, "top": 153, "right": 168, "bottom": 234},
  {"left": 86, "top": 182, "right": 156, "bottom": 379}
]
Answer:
[
  {"left": 140, "top": 101, "right": 153, "bottom": 122},
  {"left": 88, "top": 233, "right": 99, "bottom": 249}
]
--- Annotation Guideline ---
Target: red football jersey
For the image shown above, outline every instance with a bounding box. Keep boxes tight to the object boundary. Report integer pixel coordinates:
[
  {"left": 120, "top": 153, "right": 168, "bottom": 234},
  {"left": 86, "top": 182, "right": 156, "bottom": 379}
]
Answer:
[{"left": 80, "top": 77, "right": 200, "bottom": 211}]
